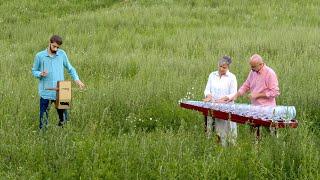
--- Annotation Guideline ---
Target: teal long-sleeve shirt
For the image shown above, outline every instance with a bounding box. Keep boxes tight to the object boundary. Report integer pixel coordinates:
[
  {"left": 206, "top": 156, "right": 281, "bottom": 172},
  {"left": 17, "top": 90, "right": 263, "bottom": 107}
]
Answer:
[{"left": 32, "top": 48, "right": 80, "bottom": 100}]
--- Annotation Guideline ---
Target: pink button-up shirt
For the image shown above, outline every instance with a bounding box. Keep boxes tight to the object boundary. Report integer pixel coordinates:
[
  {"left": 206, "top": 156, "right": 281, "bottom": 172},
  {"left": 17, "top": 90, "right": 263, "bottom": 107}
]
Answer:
[{"left": 238, "top": 65, "right": 280, "bottom": 106}]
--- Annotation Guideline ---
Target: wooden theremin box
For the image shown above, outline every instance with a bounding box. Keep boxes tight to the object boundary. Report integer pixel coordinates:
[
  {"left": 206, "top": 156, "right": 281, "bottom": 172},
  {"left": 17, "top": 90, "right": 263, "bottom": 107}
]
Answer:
[{"left": 56, "top": 81, "right": 72, "bottom": 109}]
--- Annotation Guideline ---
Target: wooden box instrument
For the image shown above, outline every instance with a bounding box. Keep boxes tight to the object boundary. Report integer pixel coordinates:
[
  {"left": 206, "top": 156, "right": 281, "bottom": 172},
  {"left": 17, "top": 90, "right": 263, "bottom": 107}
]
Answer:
[
  {"left": 46, "top": 81, "right": 72, "bottom": 109},
  {"left": 56, "top": 81, "right": 71, "bottom": 109}
]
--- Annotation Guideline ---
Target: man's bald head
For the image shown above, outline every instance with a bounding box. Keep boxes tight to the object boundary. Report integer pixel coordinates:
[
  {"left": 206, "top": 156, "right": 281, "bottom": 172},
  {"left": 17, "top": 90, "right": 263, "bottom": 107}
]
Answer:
[
  {"left": 250, "top": 54, "right": 264, "bottom": 64},
  {"left": 249, "top": 54, "right": 264, "bottom": 72}
]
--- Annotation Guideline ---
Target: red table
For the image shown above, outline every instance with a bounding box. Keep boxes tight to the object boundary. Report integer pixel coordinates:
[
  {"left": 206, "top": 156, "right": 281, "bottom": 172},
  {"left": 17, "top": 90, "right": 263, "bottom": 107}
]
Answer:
[{"left": 180, "top": 101, "right": 298, "bottom": 137}]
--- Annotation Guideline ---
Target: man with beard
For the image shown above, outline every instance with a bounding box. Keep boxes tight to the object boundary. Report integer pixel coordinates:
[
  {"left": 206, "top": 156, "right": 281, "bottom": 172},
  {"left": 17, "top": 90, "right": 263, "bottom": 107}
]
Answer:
[{"left": 32, "top": 35, "right": 85, "bottom": 129}]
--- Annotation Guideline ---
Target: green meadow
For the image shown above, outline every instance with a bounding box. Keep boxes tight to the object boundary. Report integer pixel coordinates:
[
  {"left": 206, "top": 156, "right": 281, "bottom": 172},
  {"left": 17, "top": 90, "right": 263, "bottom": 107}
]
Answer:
[{"left": 1, "top": 0, "right": 320, "bottom": 178}]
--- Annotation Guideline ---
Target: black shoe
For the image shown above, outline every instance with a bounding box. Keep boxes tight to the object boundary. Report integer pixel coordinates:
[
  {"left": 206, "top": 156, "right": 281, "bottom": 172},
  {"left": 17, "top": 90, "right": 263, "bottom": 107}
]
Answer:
[{"left": 58, "top": 122, "right": 64, "bottom": 127}]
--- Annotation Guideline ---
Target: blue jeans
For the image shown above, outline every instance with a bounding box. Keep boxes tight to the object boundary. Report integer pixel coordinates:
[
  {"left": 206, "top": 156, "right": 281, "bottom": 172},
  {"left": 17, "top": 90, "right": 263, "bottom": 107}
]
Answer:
[{"left": 39, "top": 97, "right": 68, "bottom": 129}]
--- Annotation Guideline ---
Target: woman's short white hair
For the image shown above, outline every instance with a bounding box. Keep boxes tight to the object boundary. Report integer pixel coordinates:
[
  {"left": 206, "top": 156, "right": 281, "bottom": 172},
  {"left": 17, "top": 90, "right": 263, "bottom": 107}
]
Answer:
[{"left": 218, "top": 56, "right": 232, "bottom": 66}]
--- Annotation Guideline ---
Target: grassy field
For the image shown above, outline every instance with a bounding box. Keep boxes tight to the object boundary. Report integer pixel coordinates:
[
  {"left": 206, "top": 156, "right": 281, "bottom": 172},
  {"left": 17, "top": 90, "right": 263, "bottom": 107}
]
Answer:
[{"left": 1, "top": 0, "right": 320, "bottom": 179}]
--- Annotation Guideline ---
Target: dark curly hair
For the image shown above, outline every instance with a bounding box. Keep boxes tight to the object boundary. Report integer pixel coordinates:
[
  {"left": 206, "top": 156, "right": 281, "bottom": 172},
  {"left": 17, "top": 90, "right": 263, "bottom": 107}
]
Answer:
[{"left": 50, "top": 35, "right": 63, "bottom": 45}]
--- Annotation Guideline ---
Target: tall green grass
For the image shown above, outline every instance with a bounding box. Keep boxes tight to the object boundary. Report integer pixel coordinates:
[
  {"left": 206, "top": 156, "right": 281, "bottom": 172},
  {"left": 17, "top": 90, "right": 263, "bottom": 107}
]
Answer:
[{"left": 0, "top": 0, "right": 320, "bottom": 178}]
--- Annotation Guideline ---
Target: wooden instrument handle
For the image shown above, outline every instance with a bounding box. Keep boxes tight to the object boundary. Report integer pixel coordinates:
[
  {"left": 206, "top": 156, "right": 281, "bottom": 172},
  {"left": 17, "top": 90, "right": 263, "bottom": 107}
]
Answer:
[{"left": 45, "top": 87, "right": 59, "bottom": 91}]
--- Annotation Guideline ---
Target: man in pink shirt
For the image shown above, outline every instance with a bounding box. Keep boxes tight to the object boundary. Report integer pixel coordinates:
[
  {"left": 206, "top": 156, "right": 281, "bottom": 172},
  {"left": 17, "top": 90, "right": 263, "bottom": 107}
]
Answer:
[
  {"left": 228, "top": 54, "right": 280, "bottom": 106},
  {"left": 226, "top": 54, "right": 280, "bottom": 138}
]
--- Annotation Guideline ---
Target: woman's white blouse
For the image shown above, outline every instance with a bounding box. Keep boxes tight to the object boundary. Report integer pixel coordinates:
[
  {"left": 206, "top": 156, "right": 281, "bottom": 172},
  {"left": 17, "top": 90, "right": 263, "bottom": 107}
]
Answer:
[
  {"left": 204, "top": 70, "right": 238, "bottom": 144},
  {"left": 204, "top": 71, "right": 237, "bottom": 100}
]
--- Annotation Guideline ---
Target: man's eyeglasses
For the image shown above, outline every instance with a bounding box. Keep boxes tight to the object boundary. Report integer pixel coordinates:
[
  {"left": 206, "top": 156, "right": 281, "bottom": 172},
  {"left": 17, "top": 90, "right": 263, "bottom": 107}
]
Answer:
[{"left": 251, "top": 63, "right": 263, "bottom": 71}]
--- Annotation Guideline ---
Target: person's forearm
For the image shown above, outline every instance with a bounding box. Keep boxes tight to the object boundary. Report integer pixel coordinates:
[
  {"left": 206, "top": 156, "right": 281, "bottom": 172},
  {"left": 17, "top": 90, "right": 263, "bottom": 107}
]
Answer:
[
  {"left": 258, "top": 92, "right": 267, "bottom": 98},
  {"left": 265, "top": 89, "right": 280, "bottom": 98},
  {"left": 234, "top": 91, "right": 242, "bottom": 99},
  {"left": 254, "top": 92, "right": 267, "bottom": 99}
]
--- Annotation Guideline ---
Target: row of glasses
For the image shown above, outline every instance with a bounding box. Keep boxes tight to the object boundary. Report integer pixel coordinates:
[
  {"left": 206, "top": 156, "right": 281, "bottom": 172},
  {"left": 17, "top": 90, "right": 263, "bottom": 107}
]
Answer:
[
  {"left": 259, "top": 106, "right": 275, "bottom": 121},
  {"left": 274, "top": 106, "right": 296, "bottom": 122},
  {"left": 183, "top": 100, "right": 296, "bottom": 122},
  {"left": 211, "top": 102, "right": 296, "bottom": 122}
]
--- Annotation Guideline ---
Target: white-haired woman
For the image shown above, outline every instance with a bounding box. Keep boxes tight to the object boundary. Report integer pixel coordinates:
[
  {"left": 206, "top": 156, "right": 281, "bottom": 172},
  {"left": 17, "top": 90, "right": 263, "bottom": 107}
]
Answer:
[{"left": 203, "top": 56, "right": 237, "bottom": 146}]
